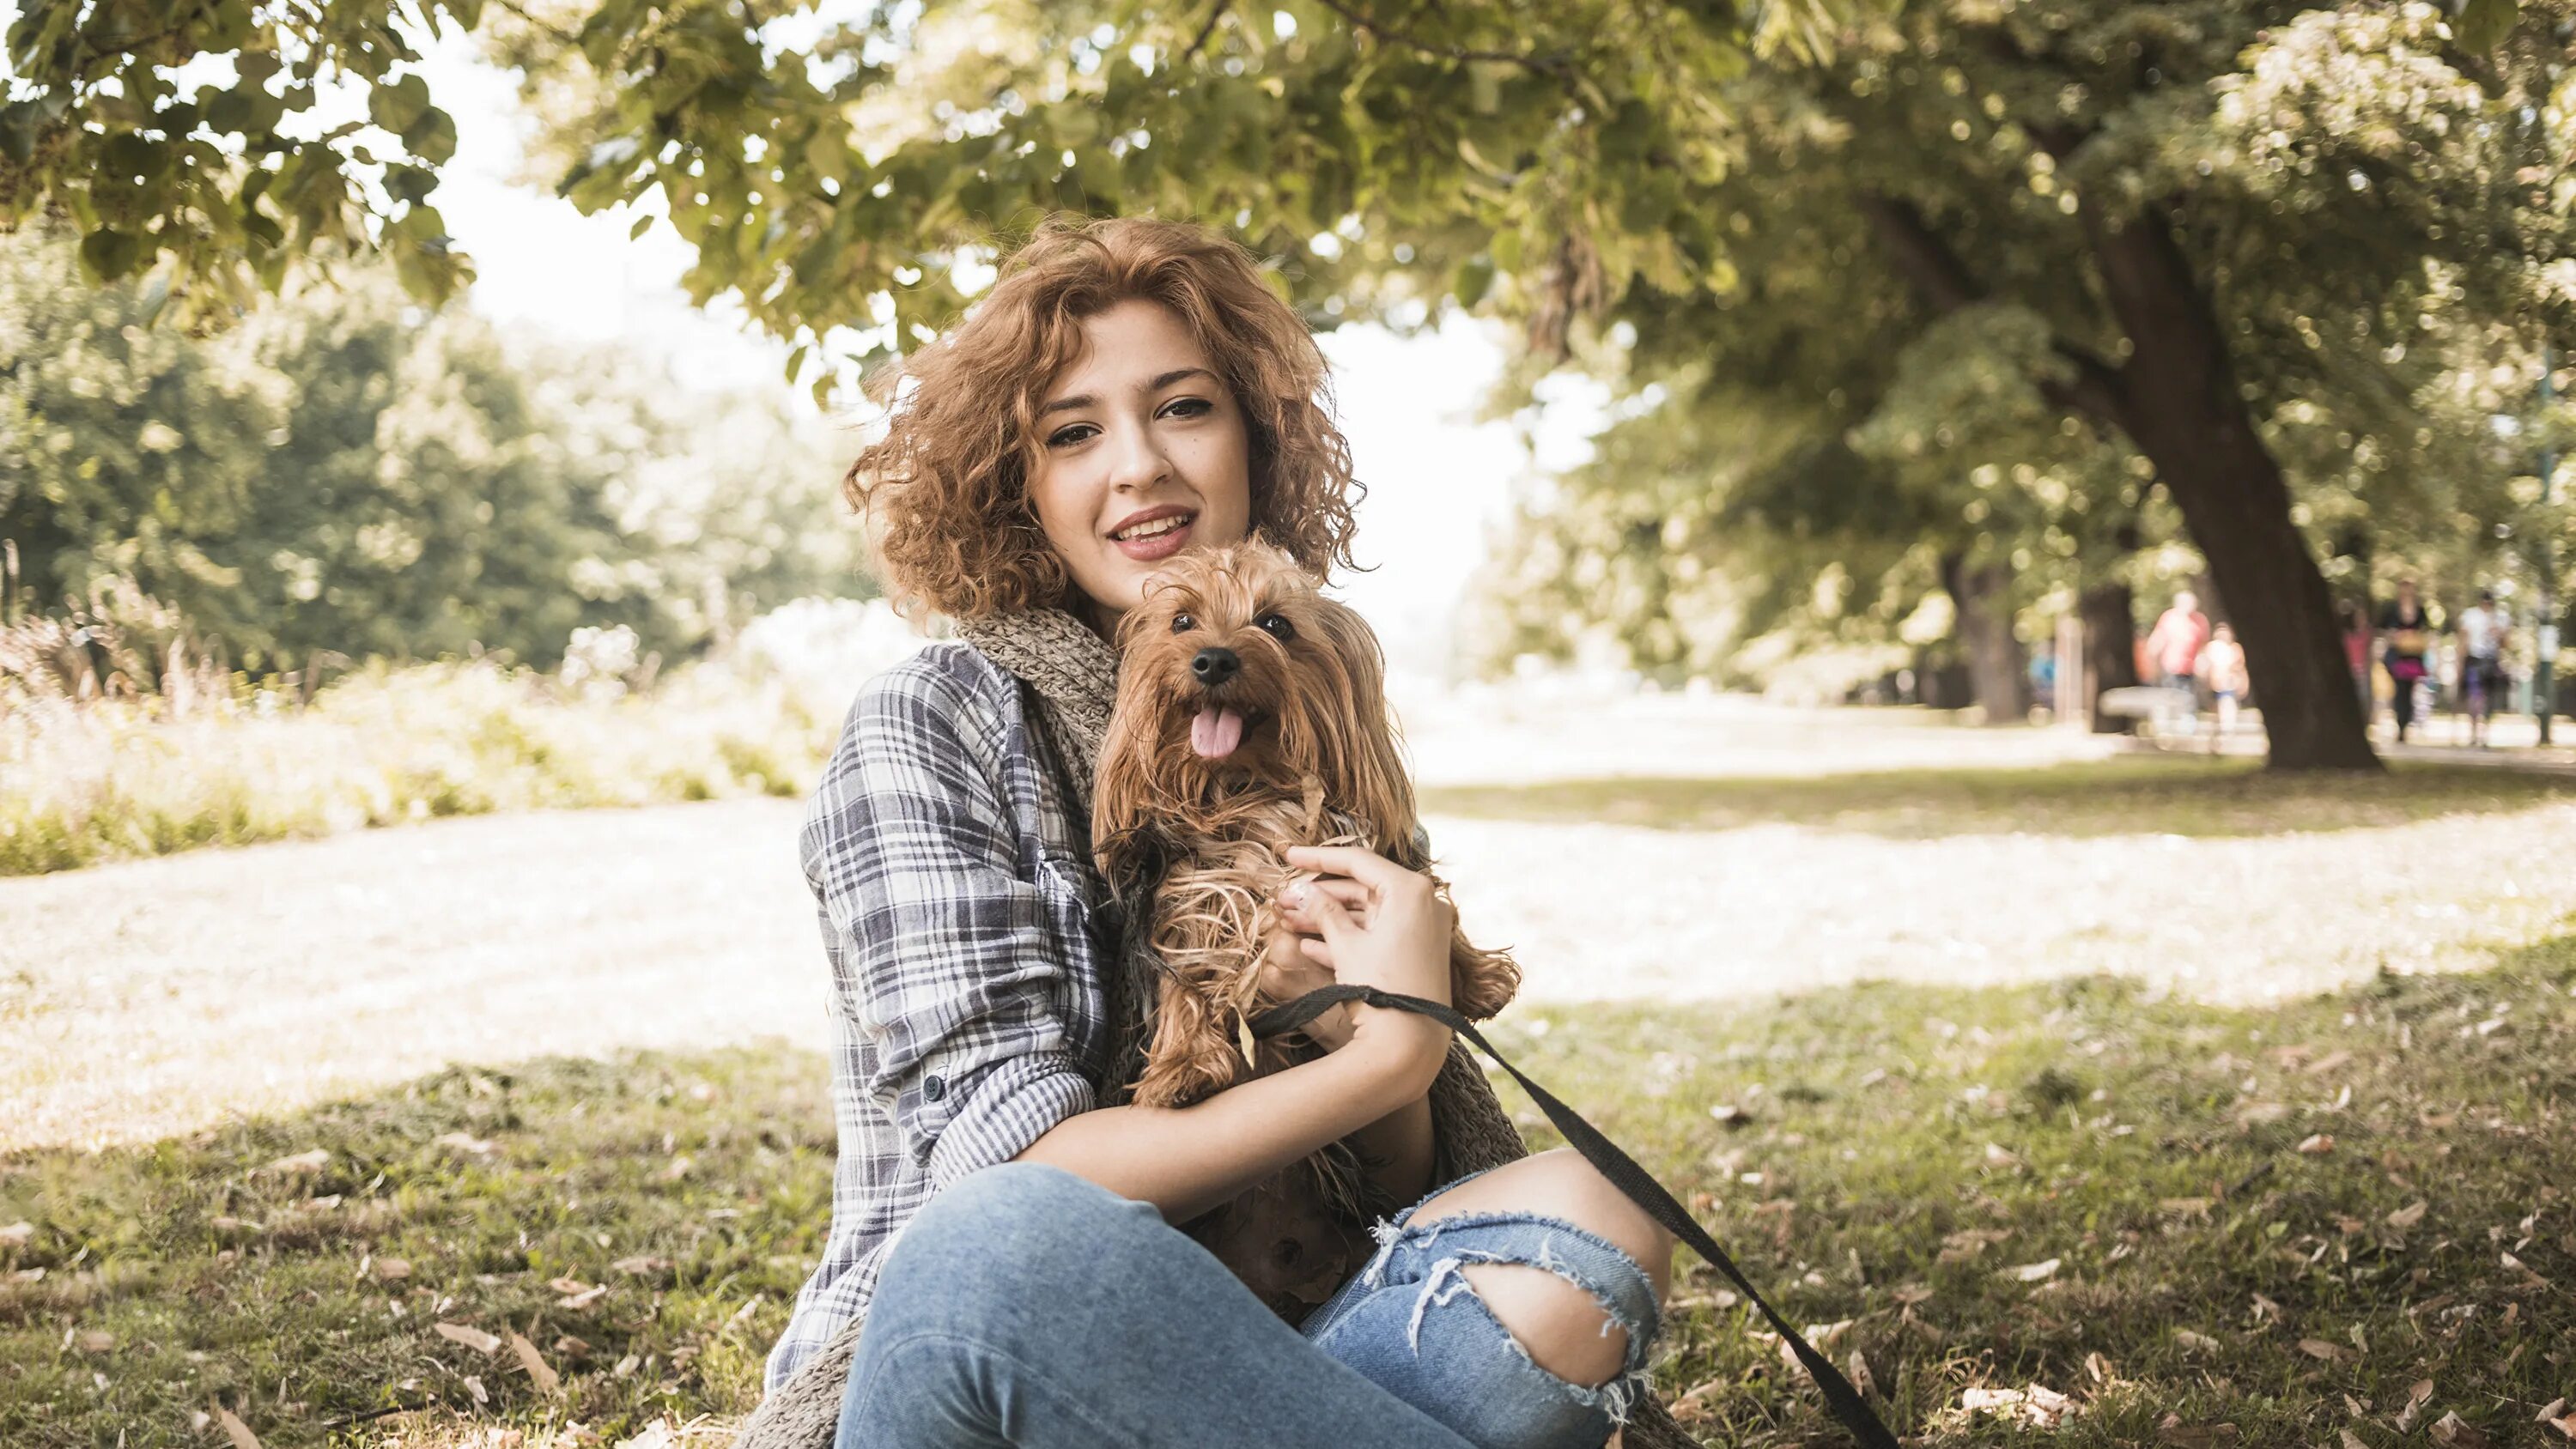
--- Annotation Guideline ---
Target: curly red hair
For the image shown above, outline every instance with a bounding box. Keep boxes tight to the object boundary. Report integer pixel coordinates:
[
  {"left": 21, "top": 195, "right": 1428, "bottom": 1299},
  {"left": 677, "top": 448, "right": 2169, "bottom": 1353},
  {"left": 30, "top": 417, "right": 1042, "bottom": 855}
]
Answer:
[{"left": 846, "top": 215, "right": 1363, "bottom": 621}]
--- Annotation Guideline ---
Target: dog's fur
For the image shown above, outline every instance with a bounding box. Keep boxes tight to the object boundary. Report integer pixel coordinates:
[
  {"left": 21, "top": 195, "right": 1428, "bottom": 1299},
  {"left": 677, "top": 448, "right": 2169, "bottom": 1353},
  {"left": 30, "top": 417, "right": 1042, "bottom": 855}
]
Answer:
[{"left": 1092, "top": 537, "right": 1520, "bottom": 1315}]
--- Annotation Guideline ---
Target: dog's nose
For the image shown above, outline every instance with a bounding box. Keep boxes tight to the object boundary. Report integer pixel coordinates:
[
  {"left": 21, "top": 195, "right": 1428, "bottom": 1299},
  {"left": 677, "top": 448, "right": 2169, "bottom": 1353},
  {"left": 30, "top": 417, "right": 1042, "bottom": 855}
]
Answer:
[{"left": 1192, "top": 647, "right": 1241, "bottom": 686}]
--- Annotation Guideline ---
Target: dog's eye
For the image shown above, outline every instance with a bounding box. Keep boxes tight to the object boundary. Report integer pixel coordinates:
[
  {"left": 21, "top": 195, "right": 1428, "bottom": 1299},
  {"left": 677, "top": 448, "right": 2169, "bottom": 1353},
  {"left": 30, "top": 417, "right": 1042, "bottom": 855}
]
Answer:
[
  {"left": 1170, "top": 612, "right": 1197, "bottom": 634},
  {"left": 1255, "top": 613, "right": 1296, "bottom": 643}
]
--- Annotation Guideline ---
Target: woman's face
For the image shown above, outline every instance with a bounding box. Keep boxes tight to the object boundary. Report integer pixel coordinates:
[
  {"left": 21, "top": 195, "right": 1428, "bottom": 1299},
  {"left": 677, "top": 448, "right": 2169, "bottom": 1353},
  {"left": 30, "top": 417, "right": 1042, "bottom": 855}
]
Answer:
[{"left": 1026, "top": 298, "right": 1254, "bottom": 632}]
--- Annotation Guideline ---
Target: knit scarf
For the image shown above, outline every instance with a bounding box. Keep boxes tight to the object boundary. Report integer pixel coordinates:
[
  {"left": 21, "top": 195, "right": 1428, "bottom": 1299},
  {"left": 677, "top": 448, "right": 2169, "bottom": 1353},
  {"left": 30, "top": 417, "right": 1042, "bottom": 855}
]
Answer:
[{"left": 728, "top": 606, "right": 1692, "bottom": 1449}]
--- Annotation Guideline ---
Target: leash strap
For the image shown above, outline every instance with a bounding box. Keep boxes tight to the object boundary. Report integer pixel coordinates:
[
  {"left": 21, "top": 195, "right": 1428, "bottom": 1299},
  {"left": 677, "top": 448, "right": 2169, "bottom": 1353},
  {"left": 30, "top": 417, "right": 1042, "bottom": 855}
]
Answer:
[{"left": 1248, "top": 985, "right": 1900, "bottom": 1449}]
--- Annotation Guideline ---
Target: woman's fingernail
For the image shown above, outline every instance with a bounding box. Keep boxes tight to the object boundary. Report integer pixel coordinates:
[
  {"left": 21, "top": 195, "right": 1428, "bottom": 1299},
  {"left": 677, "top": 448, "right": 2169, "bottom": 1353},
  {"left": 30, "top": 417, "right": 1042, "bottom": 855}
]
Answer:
[{"left": 1280, "top": 882, "right": 1306, "bottom": 906}]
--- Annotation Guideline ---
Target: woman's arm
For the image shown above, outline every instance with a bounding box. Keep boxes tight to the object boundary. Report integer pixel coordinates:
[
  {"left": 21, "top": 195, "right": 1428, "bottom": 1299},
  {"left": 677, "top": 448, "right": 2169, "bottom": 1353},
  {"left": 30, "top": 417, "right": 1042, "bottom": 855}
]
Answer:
[
  {"left": 1013, "top": 1009, "right": 1447, "bottom": 1222},
  {"left": 1018, "top": 842, "right": 1461, "bottom": 1221}
]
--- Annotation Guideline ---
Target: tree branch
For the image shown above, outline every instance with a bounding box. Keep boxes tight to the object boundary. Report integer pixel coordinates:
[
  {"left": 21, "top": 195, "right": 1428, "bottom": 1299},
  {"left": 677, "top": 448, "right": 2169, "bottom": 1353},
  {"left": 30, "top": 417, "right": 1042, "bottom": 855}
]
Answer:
[
  {"left": 1309, "top": 0, "right": 1576, "bottom": 80},
  {"left": 1860, "top": 190, "right": 2129, "bottom": 428},
  {"left": 1182, "top": 0, "right": 1227, "bottom": 62}
]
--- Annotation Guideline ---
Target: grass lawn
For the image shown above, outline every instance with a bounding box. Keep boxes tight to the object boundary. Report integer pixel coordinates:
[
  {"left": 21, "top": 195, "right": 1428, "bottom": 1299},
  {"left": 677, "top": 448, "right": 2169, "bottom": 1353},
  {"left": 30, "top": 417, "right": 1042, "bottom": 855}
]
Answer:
[
  {"left": 4, "top": 937, "right": 2569, "bottom": 1446},
  {"left": 1421, "top": 755, "right": 2576, "bottom": 839}
]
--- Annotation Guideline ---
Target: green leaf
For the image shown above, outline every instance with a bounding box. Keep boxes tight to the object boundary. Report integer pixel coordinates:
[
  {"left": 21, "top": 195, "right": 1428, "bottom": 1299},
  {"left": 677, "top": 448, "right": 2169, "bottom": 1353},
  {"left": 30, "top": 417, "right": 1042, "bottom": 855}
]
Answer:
[
  {"left": 1451, "top": 255, "right": 1494, "bottom": 308},
  {"left": 629, "top": 214, "right": 653, "bottom": 240},
  {"left": 403, "top": 107, "right": 457, "bottom": 166},
  {"left": 368, "top": 74, "right": 430, "bottom": 136},
  {"left": 79, "top": 227, "right": 146, "bottom": 282},
  {"left": 783, "top": 343, "right": 808, "bottom": 385},
  {"left": 2457, "top": 0, "right": 2516, "bottom": 51}
]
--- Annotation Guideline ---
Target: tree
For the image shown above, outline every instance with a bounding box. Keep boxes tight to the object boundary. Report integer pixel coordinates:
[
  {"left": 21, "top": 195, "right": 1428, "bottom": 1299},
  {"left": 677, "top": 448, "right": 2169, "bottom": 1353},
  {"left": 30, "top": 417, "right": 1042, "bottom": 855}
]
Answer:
[
  {"left": 0, "top": 227, "right": 867, "bottom": 671},
  {"left": 7, "top": 0, "right": 2556, "bottom": 763}
]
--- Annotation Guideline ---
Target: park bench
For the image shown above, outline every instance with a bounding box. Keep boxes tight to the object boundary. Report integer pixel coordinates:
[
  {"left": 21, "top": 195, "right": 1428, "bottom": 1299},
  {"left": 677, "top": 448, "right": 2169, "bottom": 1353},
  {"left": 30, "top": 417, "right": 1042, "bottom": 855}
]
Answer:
[{"left": 2096, "top": 683, "right": 2199, "bottom": 739}]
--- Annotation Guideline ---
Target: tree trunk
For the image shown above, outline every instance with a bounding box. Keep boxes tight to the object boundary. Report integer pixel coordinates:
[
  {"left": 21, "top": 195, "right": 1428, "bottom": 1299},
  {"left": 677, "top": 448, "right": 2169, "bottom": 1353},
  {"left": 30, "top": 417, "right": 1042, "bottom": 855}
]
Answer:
[
  {"left": 1941, "top": 551, "right": 2028, "bottom": 724},
  {"left": 2082, "top": 207, "right": 2379, "bottom": 770},
  {"left": 2080, "top": 580, "right": 2141, "bottom": 733}
]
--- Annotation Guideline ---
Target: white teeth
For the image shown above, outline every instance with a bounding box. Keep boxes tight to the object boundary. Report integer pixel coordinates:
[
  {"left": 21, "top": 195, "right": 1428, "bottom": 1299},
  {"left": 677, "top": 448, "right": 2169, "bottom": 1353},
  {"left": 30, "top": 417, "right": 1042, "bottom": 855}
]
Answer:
[{"left": 1114, "top": 514, "right": 1189, "bottom": 541}]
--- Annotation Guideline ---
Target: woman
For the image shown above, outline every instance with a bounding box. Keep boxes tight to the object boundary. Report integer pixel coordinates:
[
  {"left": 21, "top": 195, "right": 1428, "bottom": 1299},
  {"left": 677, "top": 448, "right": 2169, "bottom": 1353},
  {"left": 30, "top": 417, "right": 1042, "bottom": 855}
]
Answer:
[
  {"left": 744, "top": 216, "right": 1683, "bottom": 1449},
  {"left": 2378, "top": 579, "right": 2435, "bottom": 743}
]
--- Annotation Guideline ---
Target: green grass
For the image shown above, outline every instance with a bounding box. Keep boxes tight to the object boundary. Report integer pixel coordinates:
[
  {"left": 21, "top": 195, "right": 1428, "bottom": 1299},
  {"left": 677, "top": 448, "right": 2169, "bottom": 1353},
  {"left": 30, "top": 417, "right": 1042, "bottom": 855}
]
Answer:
[
  {"left": 4, "top": 945, "right": 2571, "bottom": 1446},
  {"left": 1422, "top": 755, "right": 2576, "bottom": 839}
]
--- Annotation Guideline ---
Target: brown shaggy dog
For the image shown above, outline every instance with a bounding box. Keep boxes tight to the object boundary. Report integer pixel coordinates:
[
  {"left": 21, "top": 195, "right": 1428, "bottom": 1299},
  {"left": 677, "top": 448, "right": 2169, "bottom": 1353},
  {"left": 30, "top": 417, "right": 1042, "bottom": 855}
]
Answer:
[{"left": 1091, "top": 537, "right": 1520, "bottom": 1316}]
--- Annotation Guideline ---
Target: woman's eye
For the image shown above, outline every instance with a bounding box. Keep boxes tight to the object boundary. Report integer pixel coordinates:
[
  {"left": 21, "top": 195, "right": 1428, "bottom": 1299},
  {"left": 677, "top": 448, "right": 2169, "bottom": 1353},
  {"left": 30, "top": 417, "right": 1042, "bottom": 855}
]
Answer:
[
  {"left": 1163, "top": 397, "right": 1213, "bottom": 420},
  {"left": 1047, "top": 423, "right": 1097, "bottom": 448},
  {"left": 1170, "top": 612, "right": 1197, "bottom": 634},
  {"left": 1255, "top": 613, "right": 1295, "bottom": 642}
]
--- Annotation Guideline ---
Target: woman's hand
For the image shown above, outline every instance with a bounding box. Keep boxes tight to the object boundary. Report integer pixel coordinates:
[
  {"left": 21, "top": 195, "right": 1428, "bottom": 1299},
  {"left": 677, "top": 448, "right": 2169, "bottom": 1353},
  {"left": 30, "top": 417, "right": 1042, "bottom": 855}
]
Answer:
[
  {"left": 1277, "top": 844, "right": 1455, "bottom": 1082},
  {"left": 1258, "top": 923, "right": 1357, "bottom": 1050}
]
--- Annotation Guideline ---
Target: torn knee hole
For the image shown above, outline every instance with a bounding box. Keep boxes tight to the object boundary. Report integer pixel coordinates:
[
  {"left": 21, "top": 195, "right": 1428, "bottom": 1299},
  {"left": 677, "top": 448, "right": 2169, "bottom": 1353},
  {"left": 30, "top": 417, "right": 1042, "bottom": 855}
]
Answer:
[{"left": 1442, "top": 1259, "right": 1632, "bottom": 1389}]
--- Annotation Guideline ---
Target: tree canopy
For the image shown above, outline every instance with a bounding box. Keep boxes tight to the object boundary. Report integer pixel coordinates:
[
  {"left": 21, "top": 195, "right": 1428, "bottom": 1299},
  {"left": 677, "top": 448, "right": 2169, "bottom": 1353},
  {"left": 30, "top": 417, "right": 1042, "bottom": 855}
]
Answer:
[
  {"left": 4, "top": 0, "right": 2561, "bottom": 762},
  {"left": 0, "top": 228, "right": 866, "bottom": 672}
]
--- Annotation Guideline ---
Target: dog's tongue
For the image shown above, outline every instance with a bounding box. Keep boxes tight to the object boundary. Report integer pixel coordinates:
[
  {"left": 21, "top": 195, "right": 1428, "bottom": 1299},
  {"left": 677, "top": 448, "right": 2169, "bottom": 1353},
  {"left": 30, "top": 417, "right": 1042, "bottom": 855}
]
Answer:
[{"left": 1191, "top": 706, "right": 1245, "bottom": 760}]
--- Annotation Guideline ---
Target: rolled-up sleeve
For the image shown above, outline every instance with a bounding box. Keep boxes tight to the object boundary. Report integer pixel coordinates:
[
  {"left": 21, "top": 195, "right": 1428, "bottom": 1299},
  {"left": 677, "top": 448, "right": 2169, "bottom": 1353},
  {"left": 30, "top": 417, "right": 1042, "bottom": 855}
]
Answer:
[{"left": 803, "top": 663, "right": 1097, "bottom": 1190}]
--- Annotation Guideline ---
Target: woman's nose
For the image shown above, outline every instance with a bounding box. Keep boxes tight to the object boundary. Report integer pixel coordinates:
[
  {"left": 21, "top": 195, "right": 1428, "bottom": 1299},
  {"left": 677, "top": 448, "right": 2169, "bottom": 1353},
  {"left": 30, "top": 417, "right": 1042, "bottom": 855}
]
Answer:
[{"left": 1104, "top": 420, "right": 1170, "bottom": 491}]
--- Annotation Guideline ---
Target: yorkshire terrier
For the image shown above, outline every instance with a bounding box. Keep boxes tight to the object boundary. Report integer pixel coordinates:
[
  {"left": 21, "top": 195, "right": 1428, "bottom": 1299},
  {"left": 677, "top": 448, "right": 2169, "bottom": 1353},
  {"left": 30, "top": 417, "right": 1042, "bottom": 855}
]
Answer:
[{"left": 1091, "top": 537, "right": 1521, "bottom": 1317}]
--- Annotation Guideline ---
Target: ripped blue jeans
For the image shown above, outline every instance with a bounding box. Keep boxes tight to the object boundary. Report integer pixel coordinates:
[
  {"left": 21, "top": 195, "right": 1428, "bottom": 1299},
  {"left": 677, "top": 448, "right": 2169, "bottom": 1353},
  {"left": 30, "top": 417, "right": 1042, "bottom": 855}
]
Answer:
[
  {"left": 835, "top": 1161, "right": 1661, "bottom": 1449},
  {"left": 1298, "top": 1160, "right": 1663, "bottom": 1448}
]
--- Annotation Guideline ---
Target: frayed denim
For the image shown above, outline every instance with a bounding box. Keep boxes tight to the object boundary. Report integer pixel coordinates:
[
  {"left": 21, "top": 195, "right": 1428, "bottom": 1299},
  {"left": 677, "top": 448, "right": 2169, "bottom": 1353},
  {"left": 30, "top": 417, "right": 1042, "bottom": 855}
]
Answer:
[
  {"left": 1299, "top": 1161, "right": 1662, "bottom": 1448},
  {"left": 835, "top": 1161, "right": 1662, "bottom": 1449}
]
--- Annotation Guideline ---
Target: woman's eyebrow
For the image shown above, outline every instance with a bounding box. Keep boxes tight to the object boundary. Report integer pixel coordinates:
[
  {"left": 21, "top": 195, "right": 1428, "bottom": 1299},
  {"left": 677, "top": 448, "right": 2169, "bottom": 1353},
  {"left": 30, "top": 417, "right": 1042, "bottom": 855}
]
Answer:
[{"left": 1038, "top": 367, "right": 1218, "bottom": 416}]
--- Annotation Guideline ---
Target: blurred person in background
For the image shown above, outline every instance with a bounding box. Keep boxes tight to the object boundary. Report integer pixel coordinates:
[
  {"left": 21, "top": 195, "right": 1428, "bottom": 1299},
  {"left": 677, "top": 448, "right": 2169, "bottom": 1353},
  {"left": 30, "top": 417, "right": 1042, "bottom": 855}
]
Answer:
[
  {"left": 2378, "top": 579, "right": 2436, "bottom": 744},
  {"left": 2147, "top": 591, "right": 2211, "bottom": 696},
  {"left": 2340, "top": 599, "right": 2375, "bottom": 724},
  {"left": 2197, "top": 623, "right": 2249, "bottom": 741},
  {"left": 2456, "top": 588, "right": 2506, "bottom": 748}
]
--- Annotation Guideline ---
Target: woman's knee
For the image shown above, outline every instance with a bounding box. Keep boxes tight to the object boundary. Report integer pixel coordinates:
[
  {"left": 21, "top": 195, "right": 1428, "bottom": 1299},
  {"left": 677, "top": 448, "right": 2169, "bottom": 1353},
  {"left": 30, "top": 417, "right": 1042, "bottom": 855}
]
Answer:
[
  {"left": 1409, "top": 1150, "right": 1673, "bottom": 1388},
  {"left": 1416, "top": 1149, "right": 1674, "bottom": 1299}
]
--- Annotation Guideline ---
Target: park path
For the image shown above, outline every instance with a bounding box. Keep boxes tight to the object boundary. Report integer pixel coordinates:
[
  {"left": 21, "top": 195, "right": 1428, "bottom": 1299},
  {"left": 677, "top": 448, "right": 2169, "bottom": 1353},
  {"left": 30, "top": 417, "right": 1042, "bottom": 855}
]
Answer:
[{"left": 10, "top": 700, "right": 2576, "bottom": 1150}]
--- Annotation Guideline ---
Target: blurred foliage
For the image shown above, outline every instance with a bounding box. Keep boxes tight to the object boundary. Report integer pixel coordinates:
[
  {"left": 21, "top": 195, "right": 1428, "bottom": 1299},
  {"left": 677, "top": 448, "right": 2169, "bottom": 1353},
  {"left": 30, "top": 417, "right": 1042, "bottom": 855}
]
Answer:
[
  {"left": 0, "top": 596, "right": 929, "bottom": 876},
  {"left": 1467, "top": 0, "right": 2574, "bottom": 694},
  {"left": 0, "top": 226, "right": 869, "bottom": 674}
]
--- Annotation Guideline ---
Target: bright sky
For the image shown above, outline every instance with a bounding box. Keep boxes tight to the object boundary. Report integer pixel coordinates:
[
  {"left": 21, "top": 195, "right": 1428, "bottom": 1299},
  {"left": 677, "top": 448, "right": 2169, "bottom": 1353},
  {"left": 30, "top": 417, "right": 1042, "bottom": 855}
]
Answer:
[{"left": 418, "top": 39, "right": 1607, "bottom": 682}]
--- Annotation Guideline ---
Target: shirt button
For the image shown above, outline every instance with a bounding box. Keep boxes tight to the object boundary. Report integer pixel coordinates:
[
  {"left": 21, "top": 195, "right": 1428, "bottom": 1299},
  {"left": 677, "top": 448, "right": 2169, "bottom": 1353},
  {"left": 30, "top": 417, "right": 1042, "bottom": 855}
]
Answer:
[{"left": 921, "top": 1074, "right": 946, "bottom": 1102}]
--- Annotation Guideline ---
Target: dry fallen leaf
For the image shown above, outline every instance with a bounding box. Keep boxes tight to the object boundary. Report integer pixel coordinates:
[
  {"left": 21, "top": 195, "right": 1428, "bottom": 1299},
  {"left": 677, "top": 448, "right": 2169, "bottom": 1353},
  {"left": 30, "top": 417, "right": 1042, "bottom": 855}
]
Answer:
[
  {"left": 2297, "top": 1134, "right": 2336, "bottom": 1155},
  {"left": 1845, "top": 1349, "right": 1874, "bottom": 1397},
  {"left": 617, "top": 1423, "right": 677, "bottom": 1449},
  {"left": 2175, "top": 1329, "right": 2221, "bottom": 1352},
  {"left": 2157, "top": 1422, "right": 2240, "bottom": 1449},
  {"left": 611, "top": 1255, "right": 672, "bottom": 1276},
  {"left": 261, "top": 1149, "right": 328, "bottom": 1175},
  {"left": 2342, "top": 1431, "right": 2370, "bottom": 1449},
  {"left": 0, "top": 1221, "right": 33, "bottom": 1248},
  {"left": 2430, "top": 1411, "right": 2490, "bottom": 1447},
  {"left": 2304, "top": 1050, "right": 2353, "bottom": 1076},
  {"left": 2388, "top": 1200, "right": 2429, "bottom": 1229},
  {"left": 2160, "top": 1197, "right": 2215, "bottom": 1218},
  {"left": 507, "top": 1331, "right": 561, "bottom": 1394},
  {"left": 2298, "top": 1337, "right": 2347, "bottom": 1362},
  {"left": 434, "top": 1322, "right": 502, "bottom": 1355},
  {"left": 557, "top": 1283, "right": 611, "bottom": 1311},
  {"left": 2003, "top": 1258, "right": 2062, "bottom": 1283},
  {"left": 463, "top": 1373, "right": 489, "bottom": 1406},
  {"left": 371, "top": 1257, "right": 411, "bottom": 1282},
  {"left": 434, "top": 1132, "right": 496, "bottom": 1158},
  {"left": 216, "top": 1407, "right": 264, "bottom": 1449},
  {"left": 76, "top": 1330, "right": 113, "bottom": 1353}
]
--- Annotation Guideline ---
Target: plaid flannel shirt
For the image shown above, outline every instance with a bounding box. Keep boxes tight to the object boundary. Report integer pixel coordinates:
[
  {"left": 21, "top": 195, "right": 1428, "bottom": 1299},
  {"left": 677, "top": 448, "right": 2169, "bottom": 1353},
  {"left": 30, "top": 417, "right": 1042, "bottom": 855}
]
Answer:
[{"left": 766, "top": 641, "right": 1118, "bottom": 1390}]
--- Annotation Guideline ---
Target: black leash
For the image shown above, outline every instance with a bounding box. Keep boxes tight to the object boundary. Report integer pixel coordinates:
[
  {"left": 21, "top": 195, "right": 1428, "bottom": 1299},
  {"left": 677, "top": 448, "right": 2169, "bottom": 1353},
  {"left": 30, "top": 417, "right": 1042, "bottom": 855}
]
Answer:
[{"left": 1248, "top": 985, "right": 1900, "bottom": 1449}]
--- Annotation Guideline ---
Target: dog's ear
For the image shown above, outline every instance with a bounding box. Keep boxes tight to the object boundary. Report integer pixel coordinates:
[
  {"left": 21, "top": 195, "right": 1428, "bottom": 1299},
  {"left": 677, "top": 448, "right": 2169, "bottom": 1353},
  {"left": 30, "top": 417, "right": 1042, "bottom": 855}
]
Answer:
[{"left": 1301, "top": 595, "right": 1417, "bottom": 849}]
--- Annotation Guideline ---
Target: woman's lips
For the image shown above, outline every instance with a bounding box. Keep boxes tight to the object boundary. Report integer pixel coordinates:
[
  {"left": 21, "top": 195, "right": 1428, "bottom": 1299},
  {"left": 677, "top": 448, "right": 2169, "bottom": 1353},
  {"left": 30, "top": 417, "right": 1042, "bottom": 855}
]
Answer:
[{"left": 1113, "top": 516, "right": 1194, "bottom": 561}]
